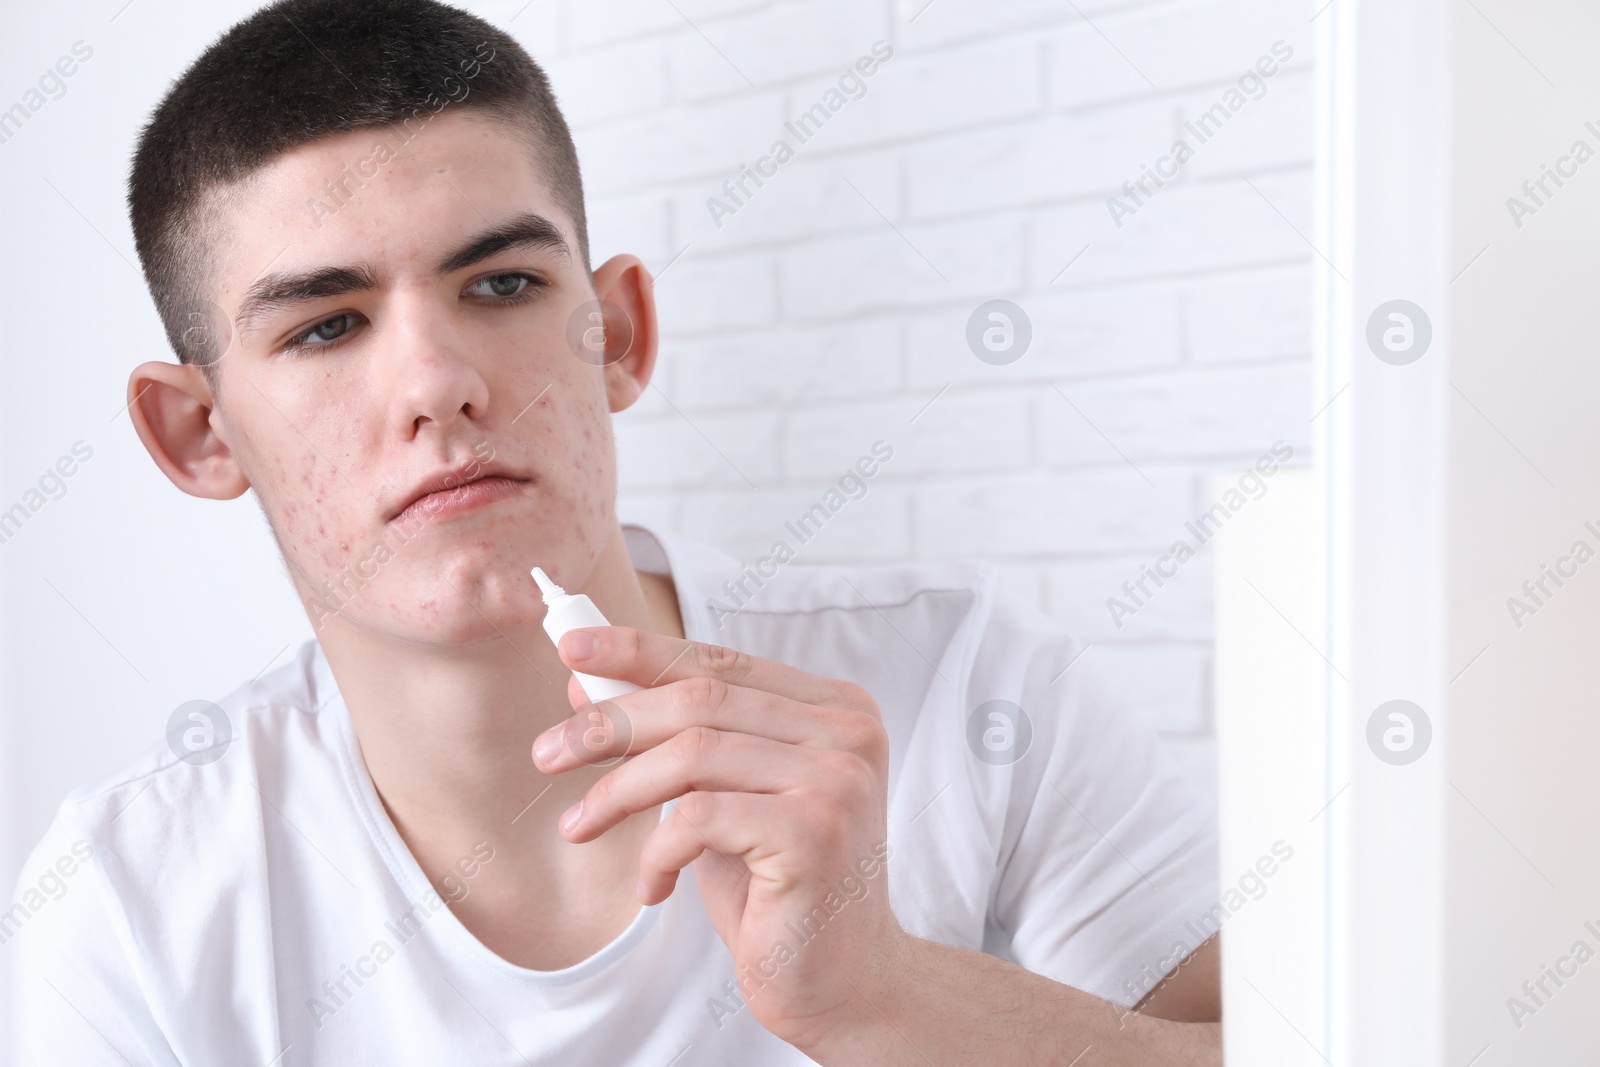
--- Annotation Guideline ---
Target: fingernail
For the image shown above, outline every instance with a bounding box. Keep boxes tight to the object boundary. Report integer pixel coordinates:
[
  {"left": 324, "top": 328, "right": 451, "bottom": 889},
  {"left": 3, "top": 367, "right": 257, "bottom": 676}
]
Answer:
[
  {"left": 533, "top": 728, "right": 562, "bottom": 766},
  {"left": 560, "top": 800, "right": 583, "bottom": 833},
  {"left": 563, "top": 630, "right": 598, "bottom": 661}
]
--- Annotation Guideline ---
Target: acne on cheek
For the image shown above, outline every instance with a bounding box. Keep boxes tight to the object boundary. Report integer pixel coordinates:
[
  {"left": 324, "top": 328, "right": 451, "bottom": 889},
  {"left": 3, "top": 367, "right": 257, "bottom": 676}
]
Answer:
[
  {"left": 265, "top": 449, "right": 353, "bottom": 577},
  {"left": 571, "top": 444, "right": 609, "bottom": 527}
]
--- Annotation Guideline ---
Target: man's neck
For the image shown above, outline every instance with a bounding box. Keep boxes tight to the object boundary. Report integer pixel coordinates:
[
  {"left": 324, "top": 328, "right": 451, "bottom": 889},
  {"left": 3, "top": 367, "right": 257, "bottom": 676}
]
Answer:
[{"left": 311, "top": 523, "right": 686, "bottom": 968}]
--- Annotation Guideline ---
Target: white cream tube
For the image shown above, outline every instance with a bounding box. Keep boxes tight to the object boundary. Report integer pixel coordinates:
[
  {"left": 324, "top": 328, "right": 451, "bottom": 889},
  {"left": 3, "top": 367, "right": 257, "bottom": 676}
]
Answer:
[{"left": 530, "top": 566, "right": 644, "bottom": 702}]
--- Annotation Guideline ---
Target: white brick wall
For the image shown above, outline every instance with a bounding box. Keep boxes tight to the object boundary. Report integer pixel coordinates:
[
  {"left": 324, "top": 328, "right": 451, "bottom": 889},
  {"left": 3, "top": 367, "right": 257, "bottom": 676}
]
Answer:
[{"left": 484, "top": 0, "right": 1318, "bottom": 800}]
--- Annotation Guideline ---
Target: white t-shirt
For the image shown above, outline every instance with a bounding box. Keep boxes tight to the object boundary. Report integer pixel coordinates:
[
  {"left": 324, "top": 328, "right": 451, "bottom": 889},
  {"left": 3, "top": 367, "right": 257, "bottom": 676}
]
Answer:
[{"left": 8, "top": 523, "right": 1218, "bottom": 1065}]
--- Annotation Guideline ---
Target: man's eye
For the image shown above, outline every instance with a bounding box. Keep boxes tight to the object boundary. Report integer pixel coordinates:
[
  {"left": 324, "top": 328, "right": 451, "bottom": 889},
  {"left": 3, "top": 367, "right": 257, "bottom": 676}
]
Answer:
[
  {"left": 287, "top": 313, "right": 357, "bottom": 350},
  {"left": 469, "top": 273, "right": 536, "bottom": 299}
]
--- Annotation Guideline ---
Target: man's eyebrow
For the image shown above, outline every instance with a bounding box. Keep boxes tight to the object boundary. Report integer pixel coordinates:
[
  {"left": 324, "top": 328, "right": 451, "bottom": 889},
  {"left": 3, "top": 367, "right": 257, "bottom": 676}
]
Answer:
[
  {"left": 233, "top": 214, "right": 570, "bottom": 335},
  {"left": 236, "top": 264, "right": 380, "bottom": 335},
  {"left": 436, "top": 212, "right": 572, "bottom": 276}
]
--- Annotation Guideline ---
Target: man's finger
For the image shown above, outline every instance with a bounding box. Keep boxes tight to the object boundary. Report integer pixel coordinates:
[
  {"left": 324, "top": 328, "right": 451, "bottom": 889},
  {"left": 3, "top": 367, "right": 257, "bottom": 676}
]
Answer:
[
  {"left": 635, "top": 791, "right": 804, "bottom": 905},
  {"left": 534, "top": 677, "right": 876, "bottom": 772},
  {"left": 558, "top": 626, "right": 875, "bottom": 713},
  {"left": 560, "top": 728, "right": 859, "bottom": 843}
]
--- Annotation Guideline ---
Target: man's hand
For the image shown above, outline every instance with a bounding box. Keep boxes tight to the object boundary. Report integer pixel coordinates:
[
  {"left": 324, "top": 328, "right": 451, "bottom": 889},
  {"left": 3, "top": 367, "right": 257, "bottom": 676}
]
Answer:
[
  {"left": 530, "top": 625, "right": 907, "bottom": 1052},
  {"left": 530, "top": 626, "right": 1222, "bottom": 1066}
]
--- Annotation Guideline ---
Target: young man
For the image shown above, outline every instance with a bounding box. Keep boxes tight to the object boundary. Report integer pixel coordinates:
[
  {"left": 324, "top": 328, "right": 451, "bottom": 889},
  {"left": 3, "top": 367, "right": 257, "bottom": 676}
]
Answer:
[{"left": 10, "top": 1, "right": 1223, "bottom": 1062}]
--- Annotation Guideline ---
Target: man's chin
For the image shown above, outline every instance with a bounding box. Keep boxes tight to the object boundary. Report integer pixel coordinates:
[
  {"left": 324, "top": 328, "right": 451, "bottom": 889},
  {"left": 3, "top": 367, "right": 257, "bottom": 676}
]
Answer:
[{"left": 302, "top": 560, "right": 543, "bottom": 642}]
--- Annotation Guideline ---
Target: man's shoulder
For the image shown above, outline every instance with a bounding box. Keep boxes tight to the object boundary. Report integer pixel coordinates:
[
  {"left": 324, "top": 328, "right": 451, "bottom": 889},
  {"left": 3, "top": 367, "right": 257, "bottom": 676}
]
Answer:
[
  {"left": 675, "top": 532, "right": 992, "bottom": 635},
  {"left": 693, "top": 545, "right": 996, "bottom": 669},
  {"left": 7, "top": 640, "right": 356, "bottom": 1045},
  {"left": 642, "top": 520, "right": 1094, "bottom": 709},
  {"left": 635, "top": 522, "right": 1069, "bottom": 668},
  {"left": 38, "top": 638, "right": 337, "bottom": 860},
  {"left": 699, "top": 546, "right": 1080, "bottom": 686}
]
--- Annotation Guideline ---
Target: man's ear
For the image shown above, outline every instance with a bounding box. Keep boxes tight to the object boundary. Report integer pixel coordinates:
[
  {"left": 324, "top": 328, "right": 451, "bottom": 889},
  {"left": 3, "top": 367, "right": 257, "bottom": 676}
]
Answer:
[
  {"left": 589, "top": 253, "right": 660, "bottom": 414},
  {"left": 126, "top": 361, "right": 250, "bottom": 500}
]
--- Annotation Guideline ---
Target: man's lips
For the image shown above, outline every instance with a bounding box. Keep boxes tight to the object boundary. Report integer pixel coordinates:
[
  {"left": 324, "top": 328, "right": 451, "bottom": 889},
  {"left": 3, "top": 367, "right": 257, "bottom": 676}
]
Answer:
[
  {"left": 385, "top": 461, "right": 533, "bottom": 525},
  {"left": 390, "top": 475, "right": 529, "bottom": 525}
]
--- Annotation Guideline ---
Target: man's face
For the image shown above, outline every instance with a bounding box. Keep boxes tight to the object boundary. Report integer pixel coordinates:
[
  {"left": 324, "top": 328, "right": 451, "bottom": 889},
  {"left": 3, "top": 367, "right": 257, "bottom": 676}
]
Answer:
[{"left": 200, "top": 109, "right": 633, "bottom": 645}]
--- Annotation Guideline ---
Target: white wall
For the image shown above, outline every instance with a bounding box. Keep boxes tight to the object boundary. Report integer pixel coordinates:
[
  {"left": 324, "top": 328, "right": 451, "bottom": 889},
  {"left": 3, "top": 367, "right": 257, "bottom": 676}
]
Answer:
[{"left": 542, "top": 0, "right": 1319, "bottom": 814}]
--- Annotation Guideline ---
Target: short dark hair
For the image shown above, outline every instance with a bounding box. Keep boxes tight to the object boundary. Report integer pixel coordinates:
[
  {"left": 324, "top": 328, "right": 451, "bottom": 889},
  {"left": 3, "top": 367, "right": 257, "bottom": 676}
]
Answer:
[{"left": 127, "top": 0, "right": 588, "bottom": 387}]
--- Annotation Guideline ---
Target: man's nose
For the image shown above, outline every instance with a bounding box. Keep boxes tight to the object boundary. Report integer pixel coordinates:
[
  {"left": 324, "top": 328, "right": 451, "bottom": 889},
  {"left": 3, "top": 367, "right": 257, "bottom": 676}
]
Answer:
[{"left": 383, "top": 297, "right": 491, "bottom": 439}]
